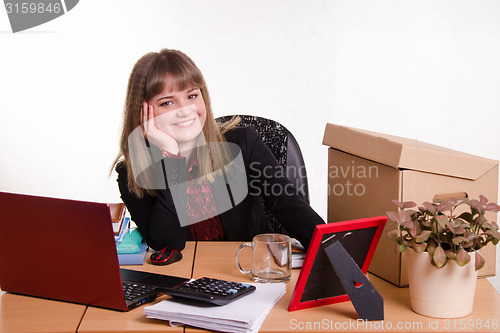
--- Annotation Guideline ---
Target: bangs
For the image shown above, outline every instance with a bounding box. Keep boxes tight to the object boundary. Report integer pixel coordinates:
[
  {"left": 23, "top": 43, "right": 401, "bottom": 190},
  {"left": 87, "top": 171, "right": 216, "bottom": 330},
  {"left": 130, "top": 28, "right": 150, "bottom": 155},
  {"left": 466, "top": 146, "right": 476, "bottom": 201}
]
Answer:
[{"left": 144, "top": 52, "right": 204, "bottom": 100}]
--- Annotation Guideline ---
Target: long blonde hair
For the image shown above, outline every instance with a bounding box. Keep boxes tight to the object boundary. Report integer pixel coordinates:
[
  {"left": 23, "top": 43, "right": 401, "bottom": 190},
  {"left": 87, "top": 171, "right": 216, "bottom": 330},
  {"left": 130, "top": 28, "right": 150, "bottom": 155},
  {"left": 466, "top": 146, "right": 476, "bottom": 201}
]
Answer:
[{"left": 112, "top": 49, "right": 239, "bottom": 198}]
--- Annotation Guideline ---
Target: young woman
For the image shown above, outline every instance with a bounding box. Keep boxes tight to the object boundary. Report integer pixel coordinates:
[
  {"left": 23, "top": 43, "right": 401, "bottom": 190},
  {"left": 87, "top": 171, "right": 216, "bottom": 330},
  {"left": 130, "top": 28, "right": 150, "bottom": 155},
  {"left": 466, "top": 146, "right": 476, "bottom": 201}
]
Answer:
[{"left": 113, "top": 49, "right": 325, "bottom": 265}]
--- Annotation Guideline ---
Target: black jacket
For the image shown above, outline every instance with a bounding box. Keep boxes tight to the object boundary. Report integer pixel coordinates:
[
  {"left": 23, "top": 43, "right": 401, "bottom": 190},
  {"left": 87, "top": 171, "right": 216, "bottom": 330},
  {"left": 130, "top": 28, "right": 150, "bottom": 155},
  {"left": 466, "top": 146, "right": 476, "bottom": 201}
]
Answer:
[{"left": 116, "top": 127, "right": 324, "bottom": 251}]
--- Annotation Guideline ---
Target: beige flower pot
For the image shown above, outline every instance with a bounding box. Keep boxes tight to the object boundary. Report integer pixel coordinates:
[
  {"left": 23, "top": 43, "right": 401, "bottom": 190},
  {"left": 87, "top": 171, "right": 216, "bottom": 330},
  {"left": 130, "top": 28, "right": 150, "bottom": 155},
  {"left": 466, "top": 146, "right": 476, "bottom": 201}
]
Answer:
[{"left": 406, "top": 249, "right": 478, "bottom": 318}]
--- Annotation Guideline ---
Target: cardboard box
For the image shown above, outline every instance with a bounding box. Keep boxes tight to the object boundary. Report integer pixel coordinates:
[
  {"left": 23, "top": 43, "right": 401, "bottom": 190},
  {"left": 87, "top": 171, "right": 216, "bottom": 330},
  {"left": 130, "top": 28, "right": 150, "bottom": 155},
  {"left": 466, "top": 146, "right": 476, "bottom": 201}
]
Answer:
[{"left": 323, "top": 123, "right": 499, "bottom": 286}]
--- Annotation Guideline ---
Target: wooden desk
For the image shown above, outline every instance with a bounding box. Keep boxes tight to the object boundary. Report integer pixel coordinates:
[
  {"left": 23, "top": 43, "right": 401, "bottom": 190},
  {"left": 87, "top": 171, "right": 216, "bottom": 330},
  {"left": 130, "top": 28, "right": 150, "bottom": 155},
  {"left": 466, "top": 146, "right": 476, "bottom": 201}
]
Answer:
[
  {"left": 0, "top": 289, "right": 86, "bottom": 333},
  {"left": 187, "top": 242, "right": 500, "bottom": 333},
  {"left": 77, "top": 241, "right": 196, "bottom": 333},
  {"left": 2, "top": 241, "right": 499, "bottom": 333}
]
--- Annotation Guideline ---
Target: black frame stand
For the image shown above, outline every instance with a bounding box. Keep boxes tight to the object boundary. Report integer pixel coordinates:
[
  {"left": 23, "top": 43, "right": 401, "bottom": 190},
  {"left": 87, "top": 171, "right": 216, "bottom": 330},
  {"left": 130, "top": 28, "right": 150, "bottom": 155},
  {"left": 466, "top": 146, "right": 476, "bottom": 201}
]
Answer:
[{"left": 322, "top": 236, "right": 384, "bottom": 321}]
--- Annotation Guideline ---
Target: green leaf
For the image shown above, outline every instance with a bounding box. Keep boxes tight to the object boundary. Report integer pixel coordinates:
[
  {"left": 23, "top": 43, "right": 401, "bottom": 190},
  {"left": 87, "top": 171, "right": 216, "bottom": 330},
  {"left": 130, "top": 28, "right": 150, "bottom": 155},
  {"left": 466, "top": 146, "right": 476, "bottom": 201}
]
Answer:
[
  {"left": 437, "top": 201, "right": 453, "bottom": 212},
  {"left": 452, "top": 236, "right": 468, "bottom": 246},
  {"left": 398, "top": 244, "right": 407, "bottom": 253},
  {"left": 432, "top": 245, "right": 447, "bottom": 268},
  {"left": 422, "top": 202, "right": 437, "bottom": 214},
  {"left": 401, "top": 210, "right": 414, "bottom": 222},
  {"left": 479, "top": 195, "right": 488, "bottom": 205},
  {"left": 392, "top": 200, "right": 417, "bottom": 210},
  {"left": 458, "top": 212, "right": 474, "bottom": 223},
  {"left": 436, "top": 215, "right": 448, "bottom": 228},
  {"left": 455, "top": 225, "right": 467, "bottom": 235},
  {"left": 415, "top": 230, "right": 432, "bottom": 243},
  {"left": 386, "top": 211, "right": 400, "bottom": 223},
  {"left": 427, "top": 244, "right": 435, "bottom": 256},
  {"left": 387, "top": 229, "right": 400, "bottom": 241},
  {"left": 401, "top": 220, "right": 417, "bottom": 237},
  {"left": 445, "top": 221, "right": 454, "bottom": 231},
  {"left": 471, "top": 200, "right": 482, "bottom": 214},
  {"left": 459, "top": 198, "right": 473, "bottom": 206},
  {"left": 401, "top": 220, "right": 414, "bottom": 229},
  {"left": 485, "top": 202, "right": 500, "bottom": 213},
  {"left": 456, "top": 248, "right": 471, "bottom": 266},
  {"left": 466, "top": 233, "right": 478, "bottom": 240},
  {"left": 391, "top": 199, "right": 404, "bottom": 209},
  {"left": 391, "top": 199, "right": 400, "bottom": 205},
  {"left": 462, "top": 240, "right": 474, "bottom": 249},
  {"left": 482, "top": 222, "right": 494, "bottom": 231},
  {"left": 474, "top": 216, "right": 487, "bottom": 225},
  {"left": 409, "top": 241, "right": 427, "bottom": 253},
  {"left": 475, "top": 252, "right": 485, "bottom": 271},
  {"left": 492, "top": 230, "right": 500, "bottom": 239},
  {"left": 445, "top": 250, "right": 456, "bottom": 260},
  {"left": 421, "top": 219, "right": 432, "bottom": 228},
  {"left": 402, "top": 201, "right": 417, "bottom": 209}
]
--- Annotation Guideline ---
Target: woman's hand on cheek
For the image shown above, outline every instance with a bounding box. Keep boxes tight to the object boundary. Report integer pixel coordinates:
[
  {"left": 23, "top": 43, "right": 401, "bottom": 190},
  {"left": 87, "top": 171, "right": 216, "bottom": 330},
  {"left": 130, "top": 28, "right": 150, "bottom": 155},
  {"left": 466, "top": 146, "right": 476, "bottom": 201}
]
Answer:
[{"left": 141, "top": 102, "right": 179, "bottom": 155}]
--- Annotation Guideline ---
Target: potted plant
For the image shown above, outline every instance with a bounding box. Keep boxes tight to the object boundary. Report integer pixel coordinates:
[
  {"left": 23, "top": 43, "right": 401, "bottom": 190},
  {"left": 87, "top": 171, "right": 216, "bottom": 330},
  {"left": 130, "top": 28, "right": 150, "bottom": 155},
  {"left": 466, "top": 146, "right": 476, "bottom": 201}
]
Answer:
[{"left": 386, "top": 195, "right": 500, "bottom": 318}]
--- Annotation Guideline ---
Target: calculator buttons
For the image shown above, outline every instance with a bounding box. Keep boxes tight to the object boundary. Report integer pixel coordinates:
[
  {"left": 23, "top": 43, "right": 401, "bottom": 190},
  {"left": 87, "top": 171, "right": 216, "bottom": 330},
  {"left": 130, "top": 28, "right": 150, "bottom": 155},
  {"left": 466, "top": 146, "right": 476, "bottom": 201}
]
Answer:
[{"left": 162, "top": 277, "right": 256, "bottom": 305}]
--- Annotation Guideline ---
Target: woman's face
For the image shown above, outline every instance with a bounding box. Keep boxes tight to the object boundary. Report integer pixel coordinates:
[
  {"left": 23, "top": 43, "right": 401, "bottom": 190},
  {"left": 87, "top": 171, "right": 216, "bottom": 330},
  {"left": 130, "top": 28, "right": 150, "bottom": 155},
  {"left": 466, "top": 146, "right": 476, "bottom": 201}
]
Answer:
[{"left": 148, "top": 81, "right": 207, "bottom": 148}]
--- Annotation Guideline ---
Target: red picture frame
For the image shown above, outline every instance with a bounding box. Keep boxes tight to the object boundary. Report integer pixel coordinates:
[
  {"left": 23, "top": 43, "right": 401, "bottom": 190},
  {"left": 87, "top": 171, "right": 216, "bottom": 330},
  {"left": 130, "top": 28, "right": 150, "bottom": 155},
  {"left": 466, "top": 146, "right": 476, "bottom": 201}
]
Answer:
[{"left": 288, "top": 216, "right": 387, "bottom": 312}]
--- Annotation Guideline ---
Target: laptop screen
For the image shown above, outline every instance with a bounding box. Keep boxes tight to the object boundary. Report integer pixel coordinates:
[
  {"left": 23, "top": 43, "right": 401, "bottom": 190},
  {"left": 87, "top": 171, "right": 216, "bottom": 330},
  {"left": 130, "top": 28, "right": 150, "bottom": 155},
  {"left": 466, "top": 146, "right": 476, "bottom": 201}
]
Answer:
[{"left": 0, "top": 192, "right": 128, "bottom": 310}]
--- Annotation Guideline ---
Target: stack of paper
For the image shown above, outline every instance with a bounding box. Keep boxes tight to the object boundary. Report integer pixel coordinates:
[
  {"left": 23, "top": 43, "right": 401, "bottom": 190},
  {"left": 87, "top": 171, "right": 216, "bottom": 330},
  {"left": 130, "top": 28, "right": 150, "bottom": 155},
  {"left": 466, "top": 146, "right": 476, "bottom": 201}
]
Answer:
[
  {"left": 290, "top": 238, "right": 306, "bottom": 268},
  {"left": 292, "top": 250, "right": 306, "bottom": 269},
  {"left": 144, "top": 283, "right": 286, "bottom": 333}
]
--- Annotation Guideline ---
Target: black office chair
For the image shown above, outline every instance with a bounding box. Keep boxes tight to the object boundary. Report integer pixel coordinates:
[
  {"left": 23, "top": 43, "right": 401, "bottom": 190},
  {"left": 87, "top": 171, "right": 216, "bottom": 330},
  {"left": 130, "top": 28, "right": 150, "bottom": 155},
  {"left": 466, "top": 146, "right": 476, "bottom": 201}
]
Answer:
[{"left": 216, "top": 115, "right": 309, "bottom": 234}]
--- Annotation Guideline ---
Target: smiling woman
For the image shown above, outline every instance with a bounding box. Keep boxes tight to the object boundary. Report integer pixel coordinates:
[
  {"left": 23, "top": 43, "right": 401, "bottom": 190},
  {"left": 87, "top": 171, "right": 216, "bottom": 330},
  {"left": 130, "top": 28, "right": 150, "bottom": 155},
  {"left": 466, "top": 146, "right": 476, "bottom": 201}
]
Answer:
[
  {"left": 114, "top": 49, "right": 236, "bottom": 196},
  {"left": 112, "top": 49, "right": 325, "bottom": 266},
  {"left": 143, "top": 86, "right": 207, "bottom": 155}
]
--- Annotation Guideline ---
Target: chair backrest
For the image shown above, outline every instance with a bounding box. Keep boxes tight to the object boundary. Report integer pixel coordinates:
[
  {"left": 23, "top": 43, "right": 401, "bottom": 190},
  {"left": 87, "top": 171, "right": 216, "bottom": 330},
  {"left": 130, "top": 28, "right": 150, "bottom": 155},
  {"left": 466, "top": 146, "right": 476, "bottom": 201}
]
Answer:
[{"left": 216, "top": 115, "right": 309, "bottom": 233}]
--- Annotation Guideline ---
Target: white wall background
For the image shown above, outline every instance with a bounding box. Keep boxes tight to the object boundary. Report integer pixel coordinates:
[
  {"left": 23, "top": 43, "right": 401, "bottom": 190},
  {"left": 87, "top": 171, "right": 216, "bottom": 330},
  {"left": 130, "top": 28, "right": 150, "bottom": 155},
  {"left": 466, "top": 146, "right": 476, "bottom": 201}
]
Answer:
[{"left": 1, "top": 0, "right": 500, "bottom": 289}]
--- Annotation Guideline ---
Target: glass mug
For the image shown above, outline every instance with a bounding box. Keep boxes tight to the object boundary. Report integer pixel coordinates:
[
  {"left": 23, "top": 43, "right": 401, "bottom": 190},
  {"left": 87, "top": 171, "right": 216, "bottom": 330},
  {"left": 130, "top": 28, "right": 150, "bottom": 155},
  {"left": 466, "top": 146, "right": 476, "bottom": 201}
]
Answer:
[{"left": 236, "top": 233, "right": 292, "bottom": 283}]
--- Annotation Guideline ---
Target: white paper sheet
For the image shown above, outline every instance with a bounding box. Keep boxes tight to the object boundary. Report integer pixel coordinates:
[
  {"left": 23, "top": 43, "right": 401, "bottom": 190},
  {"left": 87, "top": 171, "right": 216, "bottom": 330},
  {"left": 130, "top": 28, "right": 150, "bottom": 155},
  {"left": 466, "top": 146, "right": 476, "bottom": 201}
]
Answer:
[{"left": 144, "top": 282, "right": 286, "bottom": 333}]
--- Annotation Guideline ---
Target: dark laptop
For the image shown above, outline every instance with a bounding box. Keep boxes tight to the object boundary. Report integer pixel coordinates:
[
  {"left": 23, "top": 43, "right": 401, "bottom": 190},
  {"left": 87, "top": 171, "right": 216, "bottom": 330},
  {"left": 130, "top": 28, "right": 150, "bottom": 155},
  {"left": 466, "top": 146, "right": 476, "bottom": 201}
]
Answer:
[{"left": 0, "top": 191, "right": 189, "bottom": 311}]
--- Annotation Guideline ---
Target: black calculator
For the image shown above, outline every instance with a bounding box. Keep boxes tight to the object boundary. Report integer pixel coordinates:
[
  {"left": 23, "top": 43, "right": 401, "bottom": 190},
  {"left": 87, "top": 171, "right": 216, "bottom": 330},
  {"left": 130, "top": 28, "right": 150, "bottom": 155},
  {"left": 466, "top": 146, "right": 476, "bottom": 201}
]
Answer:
[{"left": 162, "top": 277, "right": 256, "bottom": 306}]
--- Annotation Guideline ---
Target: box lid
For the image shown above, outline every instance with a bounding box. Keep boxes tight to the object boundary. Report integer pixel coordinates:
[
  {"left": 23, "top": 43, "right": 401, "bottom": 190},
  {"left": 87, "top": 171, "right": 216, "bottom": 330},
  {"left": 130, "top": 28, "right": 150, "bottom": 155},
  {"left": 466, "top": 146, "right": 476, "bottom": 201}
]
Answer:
[{"left": 323, "top": 123, "right": 499, "bottom": 180}]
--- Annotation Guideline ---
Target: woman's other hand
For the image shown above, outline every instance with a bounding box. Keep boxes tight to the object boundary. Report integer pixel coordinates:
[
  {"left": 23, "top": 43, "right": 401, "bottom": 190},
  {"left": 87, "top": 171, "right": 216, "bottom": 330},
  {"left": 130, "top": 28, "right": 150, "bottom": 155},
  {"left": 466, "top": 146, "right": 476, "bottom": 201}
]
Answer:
[{"left": 141, "top": 102, "right": 179, "bottom": 155}]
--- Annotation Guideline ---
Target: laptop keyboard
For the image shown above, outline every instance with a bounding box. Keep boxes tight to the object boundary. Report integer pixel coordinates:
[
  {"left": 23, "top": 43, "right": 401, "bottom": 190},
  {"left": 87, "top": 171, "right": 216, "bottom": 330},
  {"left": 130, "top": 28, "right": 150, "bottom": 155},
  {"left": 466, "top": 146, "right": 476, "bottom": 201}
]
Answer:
[{"left": 122, "top": 282, "right": 156, "bottom": 301}]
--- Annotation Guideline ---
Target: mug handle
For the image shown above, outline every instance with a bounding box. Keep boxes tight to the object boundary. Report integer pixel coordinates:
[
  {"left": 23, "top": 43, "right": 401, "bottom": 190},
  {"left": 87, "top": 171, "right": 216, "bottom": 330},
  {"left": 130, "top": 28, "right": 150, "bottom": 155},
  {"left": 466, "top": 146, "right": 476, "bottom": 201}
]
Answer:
[{"left": 236, "top": 243, "right": 252, "bottom": 274}]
